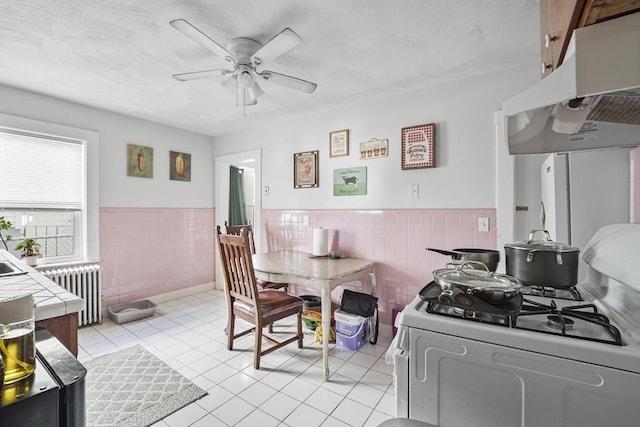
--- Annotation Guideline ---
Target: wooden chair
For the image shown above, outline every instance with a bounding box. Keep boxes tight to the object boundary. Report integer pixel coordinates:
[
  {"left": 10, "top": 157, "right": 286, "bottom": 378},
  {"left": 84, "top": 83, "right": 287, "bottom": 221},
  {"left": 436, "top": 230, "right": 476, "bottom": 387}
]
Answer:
[
  {"left": 224, "top": 221, "right": 288, "bottom": 292},
  {"left": 216, "top": 226, "right": 303, "bottom": 369}
]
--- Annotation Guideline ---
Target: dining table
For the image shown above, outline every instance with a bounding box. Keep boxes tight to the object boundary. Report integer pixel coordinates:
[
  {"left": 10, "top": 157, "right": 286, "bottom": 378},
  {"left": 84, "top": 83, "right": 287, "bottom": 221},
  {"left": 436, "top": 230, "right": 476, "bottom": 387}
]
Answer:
[{"left": 252, "top": 249, "right": 376, "bottom": 380}]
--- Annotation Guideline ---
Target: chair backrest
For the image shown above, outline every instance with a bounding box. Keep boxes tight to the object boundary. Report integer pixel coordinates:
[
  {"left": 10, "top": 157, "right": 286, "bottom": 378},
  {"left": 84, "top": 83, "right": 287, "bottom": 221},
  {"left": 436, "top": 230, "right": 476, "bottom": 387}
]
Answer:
[
  {"left": 216, "top": 225, "right": 260, "bottom": 305},
  {"left": 224, "top": 221, "right": 256, "bottom": 254}
]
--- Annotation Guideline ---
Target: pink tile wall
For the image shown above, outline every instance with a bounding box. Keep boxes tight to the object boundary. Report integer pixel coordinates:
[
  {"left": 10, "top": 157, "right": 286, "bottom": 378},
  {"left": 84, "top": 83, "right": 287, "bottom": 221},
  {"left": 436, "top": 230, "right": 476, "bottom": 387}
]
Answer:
[
  {"left": 99, "top": 207, "right": 215, "bottom": 308},
  {"left": 261, "top": 208, "right": 497, "bottom": 325}
]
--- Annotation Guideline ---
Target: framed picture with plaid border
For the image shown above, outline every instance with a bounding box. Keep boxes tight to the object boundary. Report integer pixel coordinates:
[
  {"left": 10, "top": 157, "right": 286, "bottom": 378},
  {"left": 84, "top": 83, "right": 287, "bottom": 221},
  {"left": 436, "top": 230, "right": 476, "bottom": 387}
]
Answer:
[{"left": 401, "top": 123, "right": 435, "bottom": 170}]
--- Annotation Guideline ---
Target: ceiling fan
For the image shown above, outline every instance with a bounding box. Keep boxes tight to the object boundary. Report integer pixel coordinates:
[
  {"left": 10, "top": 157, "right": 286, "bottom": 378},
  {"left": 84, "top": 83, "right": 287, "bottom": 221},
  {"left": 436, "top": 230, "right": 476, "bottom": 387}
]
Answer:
[{"left": 170, "top": 19, "right": 318, "bottom": 108}]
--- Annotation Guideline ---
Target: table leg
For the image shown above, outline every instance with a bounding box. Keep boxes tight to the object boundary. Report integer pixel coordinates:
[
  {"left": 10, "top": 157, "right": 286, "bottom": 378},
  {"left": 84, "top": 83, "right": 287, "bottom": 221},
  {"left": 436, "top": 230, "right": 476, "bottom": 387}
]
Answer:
[
  {"left": 321, "top": 283, "right": 331, "bottom": 380},
  {"left": 369, "top": 268, "right": 377, "bottom": 297}
]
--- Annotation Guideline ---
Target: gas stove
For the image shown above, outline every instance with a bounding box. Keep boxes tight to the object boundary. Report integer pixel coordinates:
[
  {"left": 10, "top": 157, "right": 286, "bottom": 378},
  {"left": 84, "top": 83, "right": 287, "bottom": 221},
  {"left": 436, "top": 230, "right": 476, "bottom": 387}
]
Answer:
[
  {"left": 418, "top": 281, "right": 623, "bottom": 346},
  {"left": 389, "top": 225, "right": 640, "bottom": 426},
  {"left": 390, "top": 282, "right": 640, "bottom": 426}
]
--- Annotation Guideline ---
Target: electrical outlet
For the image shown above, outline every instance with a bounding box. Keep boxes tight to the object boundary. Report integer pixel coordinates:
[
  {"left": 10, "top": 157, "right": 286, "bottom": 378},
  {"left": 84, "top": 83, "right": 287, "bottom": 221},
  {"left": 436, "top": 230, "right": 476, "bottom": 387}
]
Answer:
[
  {"left": 410, "top": 184, "right": 419, "bottom": 199},
  {"left": 303, "top": 215, "right": 309, "bottom": 227},
  {"left": 263, "top": 186, "right": 270, "bottom": 196},
  {"left": 478, "top": 217, "right": 489, "bottom": 232}
]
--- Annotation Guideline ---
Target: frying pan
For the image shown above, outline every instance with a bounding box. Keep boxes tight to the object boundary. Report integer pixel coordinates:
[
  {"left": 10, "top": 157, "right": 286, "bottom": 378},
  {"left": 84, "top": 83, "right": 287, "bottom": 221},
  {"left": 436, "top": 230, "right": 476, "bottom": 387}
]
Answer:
[{"left": 427, "top": 247, "right": 500, "bottom": 272}]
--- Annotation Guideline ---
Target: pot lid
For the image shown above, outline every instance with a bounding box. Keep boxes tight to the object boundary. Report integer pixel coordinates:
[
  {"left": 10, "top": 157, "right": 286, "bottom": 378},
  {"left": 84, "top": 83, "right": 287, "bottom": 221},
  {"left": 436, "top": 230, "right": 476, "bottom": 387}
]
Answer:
[
  {"left": 433, "top": 262, "right": 521, "bottom": 292},
  {"left": 504, "top": 229, "right": 580, "bottom": 253}
]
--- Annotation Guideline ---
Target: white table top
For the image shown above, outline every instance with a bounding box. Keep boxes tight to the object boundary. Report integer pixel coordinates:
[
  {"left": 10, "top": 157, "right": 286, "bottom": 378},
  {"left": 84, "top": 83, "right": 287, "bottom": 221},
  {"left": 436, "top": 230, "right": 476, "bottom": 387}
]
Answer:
[
  {"left": 0, "top": 251, "right": 84, "bottom": 321},
  {"left": 252, "top": 249, "right": 374, "bottom": 285}
]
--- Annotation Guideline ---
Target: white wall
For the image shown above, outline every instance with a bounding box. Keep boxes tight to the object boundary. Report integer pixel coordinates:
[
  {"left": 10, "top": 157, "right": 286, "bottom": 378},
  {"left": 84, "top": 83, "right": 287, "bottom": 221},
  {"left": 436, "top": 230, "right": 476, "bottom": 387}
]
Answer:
[
  {"left": 212, "top": 64, "right": 539, "bottom": 209},
  {"left": 0, "top": 84, "right": 215, "bottom": 208}
]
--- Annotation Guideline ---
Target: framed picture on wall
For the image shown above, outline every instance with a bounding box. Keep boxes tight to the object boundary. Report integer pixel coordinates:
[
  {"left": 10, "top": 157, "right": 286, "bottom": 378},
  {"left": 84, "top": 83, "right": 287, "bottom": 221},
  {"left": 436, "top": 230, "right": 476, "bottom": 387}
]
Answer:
[
  {"left": 359, "top": 138, "right": 388, "bottom": 159},
  {"left": 329, "top": 129, "right": 349, "bottom": 157},
  {"left": 170, "top": 151, "right": 191, "bottom": 181},
  {"left": 127, "top": 143, "right": 153, "bottom": 178},
  {"left": 401, "top": 123, "right": 436, "bottom": 170},
  {"left": 333, "top": 166, "right": 367, "bottom": 196},
  {"left": 294, "top": 150, "right": 319, "bottom": 188}
]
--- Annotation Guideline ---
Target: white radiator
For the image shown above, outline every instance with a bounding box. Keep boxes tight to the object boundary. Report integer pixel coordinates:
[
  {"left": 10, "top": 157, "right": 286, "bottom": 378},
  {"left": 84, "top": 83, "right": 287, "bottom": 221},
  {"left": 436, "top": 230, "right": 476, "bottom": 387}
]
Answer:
[{"left": 43, "top": 265, "right": 103, "bottom": 326}]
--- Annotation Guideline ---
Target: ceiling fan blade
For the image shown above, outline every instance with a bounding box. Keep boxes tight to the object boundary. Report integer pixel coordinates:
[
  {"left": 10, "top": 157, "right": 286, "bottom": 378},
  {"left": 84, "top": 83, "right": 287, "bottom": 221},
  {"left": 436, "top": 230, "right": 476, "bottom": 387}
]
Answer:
[
  {"left": 172, "top": 69, "right": 233, "bottom": 82},
  {"left": 251, "top": 28, "right": 302, "bottom": 65},
  {"left": 257, "top": 70, "right": 317, "bottom": 94},
  {"left": 170, "top": 19, "right": 233, "bottom": 60}
]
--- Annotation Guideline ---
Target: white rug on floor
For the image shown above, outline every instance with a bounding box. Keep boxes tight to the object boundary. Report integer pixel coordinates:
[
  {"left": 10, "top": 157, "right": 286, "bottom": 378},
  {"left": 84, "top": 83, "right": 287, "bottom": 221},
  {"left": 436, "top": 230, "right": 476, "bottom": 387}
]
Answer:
[{"left": 84, "top": 345, "right": 207, "bottom": 427}]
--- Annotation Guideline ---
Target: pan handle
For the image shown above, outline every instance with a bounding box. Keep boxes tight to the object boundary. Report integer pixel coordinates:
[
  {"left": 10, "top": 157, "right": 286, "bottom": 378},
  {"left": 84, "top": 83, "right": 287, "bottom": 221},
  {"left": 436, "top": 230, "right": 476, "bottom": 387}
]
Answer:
[
  {"left": 426, "top": 248, "right": 459, "bottom": 257},
  {"left": 438, "top": 288, "right": 464, "bottom": 304}
]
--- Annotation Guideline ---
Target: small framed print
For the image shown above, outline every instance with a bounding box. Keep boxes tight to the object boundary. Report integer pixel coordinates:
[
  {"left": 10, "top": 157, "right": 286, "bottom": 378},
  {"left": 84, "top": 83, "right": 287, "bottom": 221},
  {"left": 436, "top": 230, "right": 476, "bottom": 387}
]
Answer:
[
  {"left": 294, "top": 150, "right": 319, "bottom": 188},
  {"left": 359, "top": 138, "right": 388, "bottom": 159},
  {"left": 401, "top": 123, "right": 436, "bottom": 170},
  {"left": 127, "top": 143, "right": 153, "bottom": 178},
  {"left": 329, "top": 129, "right": 349, "bottom": 157},
  {"left": 170, "top": 151, "right": 191, "bottom": 182},
  {"left": 333, "top": 166, "right": 367, "bottom": 196}
]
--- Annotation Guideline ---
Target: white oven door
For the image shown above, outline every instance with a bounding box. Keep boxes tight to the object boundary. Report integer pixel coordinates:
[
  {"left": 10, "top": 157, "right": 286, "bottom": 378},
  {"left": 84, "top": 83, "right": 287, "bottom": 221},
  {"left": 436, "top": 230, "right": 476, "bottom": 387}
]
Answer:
[
  {"left": 386, "top": 326, "right": 410, "bottom": 418},
  {"left": 408, "top": 327, "right": 640, "bottom": 427}
]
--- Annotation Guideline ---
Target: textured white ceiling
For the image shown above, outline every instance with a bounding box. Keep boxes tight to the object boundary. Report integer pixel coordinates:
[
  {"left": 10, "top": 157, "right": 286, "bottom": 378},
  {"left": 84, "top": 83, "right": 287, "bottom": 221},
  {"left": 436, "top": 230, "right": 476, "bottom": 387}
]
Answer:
[{"left": 0, "top": 0, "right": 540, "bottom": 137}]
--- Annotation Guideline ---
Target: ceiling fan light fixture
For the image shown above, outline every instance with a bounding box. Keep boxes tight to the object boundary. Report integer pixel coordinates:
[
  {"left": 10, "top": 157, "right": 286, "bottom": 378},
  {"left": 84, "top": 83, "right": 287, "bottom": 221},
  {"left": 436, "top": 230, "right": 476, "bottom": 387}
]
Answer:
[
  {"left": 237, "top": 65, "right": 254, "bottom": 89},
  {"left": 248, "top": 82, "right": 265, "bottom": 100},
  {"left": 240, "top": 89, "right": 257, "bottom": 108}
]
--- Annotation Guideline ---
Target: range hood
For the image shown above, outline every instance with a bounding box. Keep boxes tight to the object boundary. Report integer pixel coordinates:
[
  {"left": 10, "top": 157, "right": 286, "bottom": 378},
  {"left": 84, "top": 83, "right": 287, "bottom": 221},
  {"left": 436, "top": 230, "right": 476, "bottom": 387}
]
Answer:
[{"left": 504, "top": 12, "right": 640, "bottom": 155}]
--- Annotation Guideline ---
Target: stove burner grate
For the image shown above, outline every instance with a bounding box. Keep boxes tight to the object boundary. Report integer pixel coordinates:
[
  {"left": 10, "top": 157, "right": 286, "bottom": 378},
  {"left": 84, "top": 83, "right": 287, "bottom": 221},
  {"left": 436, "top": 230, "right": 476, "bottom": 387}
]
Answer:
[{"left": 518, "top": 299, "right": 622, "bottom": 345}]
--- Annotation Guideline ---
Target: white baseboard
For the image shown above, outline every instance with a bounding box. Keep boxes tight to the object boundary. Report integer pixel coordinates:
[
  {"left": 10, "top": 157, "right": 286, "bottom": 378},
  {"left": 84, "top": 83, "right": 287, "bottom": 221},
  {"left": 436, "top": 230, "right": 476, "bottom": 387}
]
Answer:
[
  {"left": 101, "top": 282, "right": 216, "bottom": 321},
  {"left": 147, "top": 282, "right": 216, "bottom": 304}
]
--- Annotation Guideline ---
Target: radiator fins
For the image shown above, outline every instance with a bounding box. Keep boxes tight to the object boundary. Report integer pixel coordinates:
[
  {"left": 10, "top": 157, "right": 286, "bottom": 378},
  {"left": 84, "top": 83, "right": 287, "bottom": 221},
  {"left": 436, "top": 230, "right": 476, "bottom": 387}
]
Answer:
[{"left": 43, "top": 265, "right": 103, "bottom": 327}]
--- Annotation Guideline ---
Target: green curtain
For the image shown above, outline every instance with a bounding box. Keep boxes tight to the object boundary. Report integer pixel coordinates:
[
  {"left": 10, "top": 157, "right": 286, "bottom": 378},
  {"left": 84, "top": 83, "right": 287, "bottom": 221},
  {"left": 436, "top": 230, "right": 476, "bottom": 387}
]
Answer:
[{"left": 228, "top": 166, "right": 248, "bottom": 226}]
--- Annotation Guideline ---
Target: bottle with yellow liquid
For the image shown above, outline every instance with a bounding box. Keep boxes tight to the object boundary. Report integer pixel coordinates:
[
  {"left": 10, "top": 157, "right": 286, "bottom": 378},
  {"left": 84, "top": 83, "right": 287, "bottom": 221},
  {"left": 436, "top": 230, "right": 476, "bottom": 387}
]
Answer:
[{"left": 0, "top": 294, "right": 36, "bottom": 385}]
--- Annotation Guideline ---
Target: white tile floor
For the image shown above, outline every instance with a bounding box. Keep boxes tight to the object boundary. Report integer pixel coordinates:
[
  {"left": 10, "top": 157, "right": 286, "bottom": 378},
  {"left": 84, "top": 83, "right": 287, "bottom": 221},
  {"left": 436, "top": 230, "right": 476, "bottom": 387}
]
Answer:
[{"left": 78, "top": 289, "right": 395, "bottom": 427}]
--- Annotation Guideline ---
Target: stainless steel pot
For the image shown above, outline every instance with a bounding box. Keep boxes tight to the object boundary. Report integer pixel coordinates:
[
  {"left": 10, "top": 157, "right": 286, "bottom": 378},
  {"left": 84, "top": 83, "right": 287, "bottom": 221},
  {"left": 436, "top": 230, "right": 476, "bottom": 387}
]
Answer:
[
  {"left": 427, "top": 247, "right": 500, "bottom": 272},
  {"left": 432, "top": 261, "right": 521, "bottom": 303},
  {"left": 504, "top": 230, "right": 580, "bottom": 288}
]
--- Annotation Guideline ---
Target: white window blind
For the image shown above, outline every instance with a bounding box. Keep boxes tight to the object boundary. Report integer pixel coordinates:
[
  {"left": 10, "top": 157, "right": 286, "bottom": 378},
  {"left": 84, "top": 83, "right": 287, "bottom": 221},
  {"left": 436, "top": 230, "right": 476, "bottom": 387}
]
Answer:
[{"left": 0, "top": 128, "right": 84, "bottom": 210}]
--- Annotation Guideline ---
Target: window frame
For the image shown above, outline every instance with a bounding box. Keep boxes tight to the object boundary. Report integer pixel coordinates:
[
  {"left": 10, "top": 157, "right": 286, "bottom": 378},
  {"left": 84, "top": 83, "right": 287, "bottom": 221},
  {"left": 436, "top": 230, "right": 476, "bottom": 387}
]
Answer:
[{"left": 0, "top": 113, "right": 99, "bottom": 265}]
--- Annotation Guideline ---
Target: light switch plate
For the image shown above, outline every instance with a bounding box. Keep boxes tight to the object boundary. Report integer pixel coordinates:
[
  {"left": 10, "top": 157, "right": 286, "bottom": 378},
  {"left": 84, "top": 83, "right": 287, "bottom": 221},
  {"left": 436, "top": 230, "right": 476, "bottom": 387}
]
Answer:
[
  {"left": 263, "top": 186, "right": 270, "bottom": 196},
  {"left": 478, "top": 217, "right": 489, "bottom": 232},
  {"left": 410, "top": 184, "right": 419, "bottom": 199}
]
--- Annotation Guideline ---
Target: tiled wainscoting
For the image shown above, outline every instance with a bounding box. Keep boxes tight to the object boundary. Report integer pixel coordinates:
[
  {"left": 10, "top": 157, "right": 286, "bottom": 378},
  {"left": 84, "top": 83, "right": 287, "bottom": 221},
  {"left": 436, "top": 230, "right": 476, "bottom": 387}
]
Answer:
[
  {"left": 100, "top": 208, "right": 216, "bottom": 308},
  {"left": 98, "top": 207, "right": 496, "bottom": 327},
  {"left": 261, "top": 209, "right": 497, "bottom": 325}
]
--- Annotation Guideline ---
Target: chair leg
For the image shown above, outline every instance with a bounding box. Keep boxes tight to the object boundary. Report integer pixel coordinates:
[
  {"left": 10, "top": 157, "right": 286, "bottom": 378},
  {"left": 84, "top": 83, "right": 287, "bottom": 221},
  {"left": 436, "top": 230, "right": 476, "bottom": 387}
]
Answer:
[
  {"left": 227, "top": 312, "right": 235, "bottom": 351},
  {"left": 254, "top": 322, "right": 263, "bottom": 369},
  {"left": 297, "top": 311, "right": 303, "bottom": 348}
]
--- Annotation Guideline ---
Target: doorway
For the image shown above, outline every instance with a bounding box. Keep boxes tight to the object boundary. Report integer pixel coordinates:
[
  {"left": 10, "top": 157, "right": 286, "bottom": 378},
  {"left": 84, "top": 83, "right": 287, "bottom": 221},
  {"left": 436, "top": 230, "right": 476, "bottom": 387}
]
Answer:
[{"left": 214, "top": 149, "right": 262, "bottom": 288}]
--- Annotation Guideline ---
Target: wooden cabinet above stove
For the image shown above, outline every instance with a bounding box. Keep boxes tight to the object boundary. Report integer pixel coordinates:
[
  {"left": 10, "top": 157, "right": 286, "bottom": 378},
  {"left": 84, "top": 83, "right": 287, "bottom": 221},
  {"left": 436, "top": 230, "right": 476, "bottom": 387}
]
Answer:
[{"left": 540, "top": 0, "right": 640, "bottom": 78}]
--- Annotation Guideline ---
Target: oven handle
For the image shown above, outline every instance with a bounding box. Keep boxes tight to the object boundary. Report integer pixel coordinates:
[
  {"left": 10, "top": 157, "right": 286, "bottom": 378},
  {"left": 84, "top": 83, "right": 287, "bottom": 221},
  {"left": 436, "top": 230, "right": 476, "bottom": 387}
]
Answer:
[{"left": 385, "top": 326, "right": 409, "bottom": 364}]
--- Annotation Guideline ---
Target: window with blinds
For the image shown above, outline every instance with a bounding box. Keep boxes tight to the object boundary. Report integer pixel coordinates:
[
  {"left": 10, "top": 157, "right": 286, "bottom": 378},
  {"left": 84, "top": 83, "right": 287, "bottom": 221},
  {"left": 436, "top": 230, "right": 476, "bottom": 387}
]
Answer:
[
  {"left": 0, "top": 127, "right": 86, "bottom": 262},
  {"left": 0, "top": 128, "right": 84, "bottom": 209}
]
